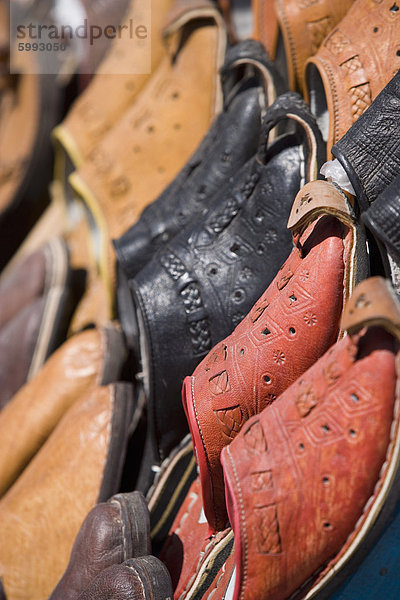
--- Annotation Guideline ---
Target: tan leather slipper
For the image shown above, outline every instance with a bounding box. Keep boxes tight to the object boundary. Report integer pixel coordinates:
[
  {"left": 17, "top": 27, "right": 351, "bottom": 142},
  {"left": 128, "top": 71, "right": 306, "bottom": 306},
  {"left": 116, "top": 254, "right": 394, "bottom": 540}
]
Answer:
[
  {"left": 305, "top": 0, "right": 400, "bottom": 154},
  {"left": 0, "top": 382, "right": 134, "bottom": 600},
  {"left": 0, "top": 324, "right": 126, "bottom": 498},
  {"left": 52, "top": 0, "right": 174, "bottom": 171},
  {"left": 69, "top": 0, "right": 227, "bottom": 299}
]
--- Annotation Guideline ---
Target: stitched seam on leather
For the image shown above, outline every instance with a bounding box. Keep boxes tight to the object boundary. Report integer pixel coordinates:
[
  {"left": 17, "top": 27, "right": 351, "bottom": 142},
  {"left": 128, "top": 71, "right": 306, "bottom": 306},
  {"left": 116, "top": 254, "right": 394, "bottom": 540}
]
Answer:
[
  {"left": 180, "top": 536, "right": 219, "bottom": 598},
  {"left": 207, "top": 557, "right": 227, "bottom": 599},
  {"left": 226, "top": 445, "right": 247, "bottom": 600},
  {"left": 125, "top": 563, "right": 146, "bottom": 597},
  {"left": 318, "top": 56, "right": 340, "bottom": 146},
  {"left": 277, "top": 0, "right": 298, "bottom": 87},
  {"left": 116, "top": 497, "right": 128, "bottom": 562},
  {"left": 109, "top": 498, "right": 128, "bottom": 563},
  {"left": 191, "top": 375, "right": 217, "bottom": 521}
]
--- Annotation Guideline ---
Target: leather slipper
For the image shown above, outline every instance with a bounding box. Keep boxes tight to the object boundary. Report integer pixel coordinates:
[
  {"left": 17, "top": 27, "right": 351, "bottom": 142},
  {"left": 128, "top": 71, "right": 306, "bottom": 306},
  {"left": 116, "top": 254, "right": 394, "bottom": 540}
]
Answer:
[
  {"left": 49, "top": 491, "right": 151, "bottom": 600},
  {"left": 183, "top": 178, "right": 369, "bottom": 532},
  {"left": 74, "top": 556, "right": 173, "bottom": 600},
  {"left": 0, "top": 323, "right": 125, "bottom": 498},
  {"left": 221, "top": 276, "right": 400, "bottom": 600},
  {"left": 0, "top": 2, "right": 62, "bottom": 271},
  {"left": 114, "top": 39, "right": 283, "bottom": 282},
  {"left": 331, "top": 70, "right": 400, "bottom": 212},
  {"left": 52, "top": 0, "right": 173, "bottom": 171},
  {"left": 0, "top": 382, "right": 134, "bottom": 600},
  {"left": 130, "top": 92, "right": 325, "bottom": 490},
  {"left": 362, "top": 174, "right": 400, "bottom": 295},
  {"left": 0, "top": 238, "right": 81, "bottom": 409},
  {"left": 69, "top": 0, "right": 227, "bottom": 298},
  {"left": 305, "top": 0, "right": 400, "bottom": 155}
]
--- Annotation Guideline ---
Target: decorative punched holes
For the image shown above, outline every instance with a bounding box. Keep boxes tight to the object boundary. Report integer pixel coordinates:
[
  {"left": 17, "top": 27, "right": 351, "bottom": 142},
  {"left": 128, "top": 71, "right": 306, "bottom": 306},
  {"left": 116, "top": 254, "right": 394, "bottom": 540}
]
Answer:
[
  {"left": 254, "top": 210, "right": 264, "bottom": 224},
  {"left": 231, "top": 242, "right": 241, "bottom": 254},
  {"left": 322, "top": 424, "right": 331, "bottom": 433},
  {"left": 207, "top": 264, "right": 218, "bottom": 277},
  {"left": 172, "top": 91, "right": 180, "bottom": 99},
  {"left": 289, "top": 294, "right": 297, "bottom": 304},
  {"left": 349, "top": 429, "right": 357, "bottom": 438},
  {"left": 323, "top": 522, "right": 333, "bottom": 530},
  {"left": 232, "top": 289, "right": 245, "bottom": 303},
  {"left": 262, "top": 327, "right": 271, "bottom": 336},
  {"left": 264, "top": 375, "right": 272, "bottom": 384},
  {"left": 289, "top": 327, "right": 296, "bottom": 336},
  {"left": 351, "top": 393, "right": 359, "bottom": 404},
  {"left": 257, "top": 243, "right": 266, "bottom": 255},
  {"left": 373, "top": 26, "right": 379, "bottom": 32},
  {"left": 147, "top": 125, "right": 155, "bottom": 133},
  {"left": 298, "top": 442, "right": 305, "bottom": 451},
  {"left": 322, "top": 476, "right": 330, "bottom": 486},
  {"left": 240, "top": 348, "right": 245, "bottom": 356},
  {"left": 390, "top": 3, "right": 399, "bottom": 13}
]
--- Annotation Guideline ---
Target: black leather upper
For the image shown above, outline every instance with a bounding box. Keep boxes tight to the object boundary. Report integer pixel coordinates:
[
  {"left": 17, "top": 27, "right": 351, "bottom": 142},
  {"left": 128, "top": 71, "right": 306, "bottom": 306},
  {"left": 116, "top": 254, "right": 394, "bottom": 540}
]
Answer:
[
  {"left": 363, "top": 174, "right": 400, "bottom": 264},
  {"left": 332, "top": 70, "right": 400, "bottom": 213},
  {"left": 131, "top": 92, "right": 325, "bottom": 463},
  {"left": 114, "top": 40, "right": 283, "bottom": 281}
]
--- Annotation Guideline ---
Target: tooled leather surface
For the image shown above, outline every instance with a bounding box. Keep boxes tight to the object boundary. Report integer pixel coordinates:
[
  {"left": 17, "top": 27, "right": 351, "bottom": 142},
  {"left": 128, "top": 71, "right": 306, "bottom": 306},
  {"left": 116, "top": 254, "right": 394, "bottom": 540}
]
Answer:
[
  {"left": 0, "top": 329, "right": 105, "bottom": 498},
  {"left": 115, "top": 45, "right": 268, "bottom": 279},
  {"left": 0, "top": 385, "right": 120, "bottom": 600},
  {"left": 186, "top": 214, "right": 350, "bottom": 532},
  {"left": 0, "top": 246, "right": 47, "bottom": 329},
  {"left": 275, "top": 0, "right": 354, "bottom": 92},
  {"left": 306, "top": 0, "right": 400, "bottom": 152},
  {"left": 362, "top": 174, "right": 400, "bottom": 261},
  {"left": 59, "top": 0, "right": 173, "bottom": 163},
  {"left": 72, "top": 14, "right": 224, "bottom": 241},
  {"left": 221, "top": 327, "right": 397, "bottom": 600},
  {"left": 71, "top": 13, "right": 225, "bottom": 294},
  {"left": 132, "top": 94, "right": 322, "bottom": 464},
  {"left": 332, "top": 70, "right": 400, "bottom": 209}
]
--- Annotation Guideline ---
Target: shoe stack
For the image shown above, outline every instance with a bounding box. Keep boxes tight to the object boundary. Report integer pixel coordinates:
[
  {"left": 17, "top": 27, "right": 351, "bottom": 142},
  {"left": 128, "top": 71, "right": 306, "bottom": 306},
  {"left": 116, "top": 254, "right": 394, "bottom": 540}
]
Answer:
[{"left": 0, "top": 0, "right": 400, "bottom": 599}]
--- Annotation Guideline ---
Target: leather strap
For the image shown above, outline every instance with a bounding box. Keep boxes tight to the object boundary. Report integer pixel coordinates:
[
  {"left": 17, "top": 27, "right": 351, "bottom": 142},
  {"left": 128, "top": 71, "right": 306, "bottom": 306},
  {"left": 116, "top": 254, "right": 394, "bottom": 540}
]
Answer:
[
  {"left": 257, "top": 91, "right": 325, "bottom": 181},
  {"left": 332, "top": 70, "right": 400, "bottom": 212},
  {"left": 220, "top": 39, "right": 284, "bottom": 108},
  {"left": 288, "top": 180, "right": 354, "bottom": 233},
  {"left": 162, "top": 0, "right": 224, "bottom": 36},
  {"left": 305, "top": 0, "right": 400, "bottom": 155},
  {"left": 341, "top": 276, "right": 400, "bottom": 340}
]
